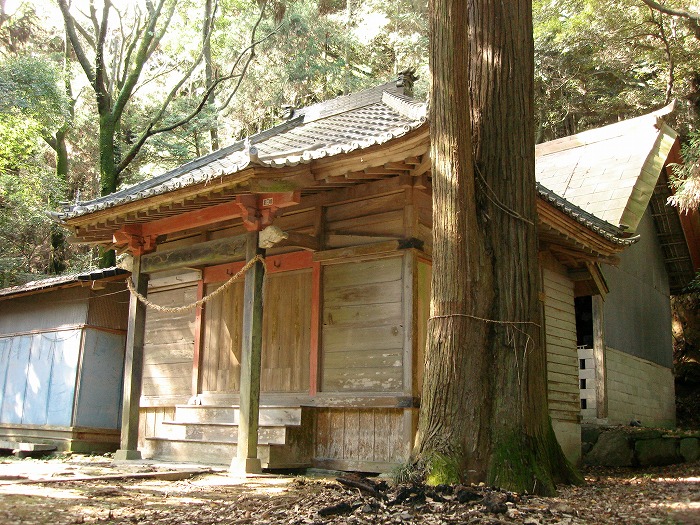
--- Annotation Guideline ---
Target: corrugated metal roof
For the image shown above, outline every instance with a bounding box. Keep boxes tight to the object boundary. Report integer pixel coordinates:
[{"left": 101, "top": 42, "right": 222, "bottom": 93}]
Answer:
[
  {"left": 535, "top": 103, "right": 677, "bottom": 233},
  {"left": 0, "top": 267, "right": 128, "bottom": 299},
  {"left": 536, "top": 183, "right": 637, "bottom": 246}
]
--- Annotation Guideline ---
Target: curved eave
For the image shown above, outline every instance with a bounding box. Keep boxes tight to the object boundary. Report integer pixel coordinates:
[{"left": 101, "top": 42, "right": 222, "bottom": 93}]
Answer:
[{"left": 63, "top": 126, "right": 430, "bottom": 244}]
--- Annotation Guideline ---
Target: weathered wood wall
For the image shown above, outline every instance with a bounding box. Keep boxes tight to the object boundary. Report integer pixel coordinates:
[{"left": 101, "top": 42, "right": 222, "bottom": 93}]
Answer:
[
  {"left": 541, "top": 256, "right": 582, "bottom": 462},
  {"left": 87, "top": 286, "right": 130, "bottom": 331},
  {"left": 321, "top": 256, "right": 405, "bottom": 392},
  {"left": 142, "top": 282, "right": 198, "bottom": 399},
  {"left": 313, "top": 407, "right": 412, "bottom": 471},
  {"left": 202, "top": 270, "right": 312, "bottom": 394},
  {"left": 0, "top": 287, "right": 90, "bottom": 334}
]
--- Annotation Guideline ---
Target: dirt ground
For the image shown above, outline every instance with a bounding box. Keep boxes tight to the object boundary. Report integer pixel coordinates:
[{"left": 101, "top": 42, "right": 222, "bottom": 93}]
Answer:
[{"left": 0, "top": 454, "right": 697, "bottom": 525}]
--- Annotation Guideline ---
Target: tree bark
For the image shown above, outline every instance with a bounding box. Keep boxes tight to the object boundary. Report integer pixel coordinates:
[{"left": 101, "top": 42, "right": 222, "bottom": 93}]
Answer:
[
  {"left": 204, "top": 0, "right": 219, "bottom": 151},
  {"left": 413, "top": 0, "right": 580, "bottom": 495}
]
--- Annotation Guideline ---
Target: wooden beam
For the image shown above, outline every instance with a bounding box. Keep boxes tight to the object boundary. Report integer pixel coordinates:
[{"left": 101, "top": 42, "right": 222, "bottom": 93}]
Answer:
[
  {"left": 410, "top": 154, "right": 431, "bottom": 177},
  {"left": 141, "top": 234, "right": 247, "bottom": 274},
  {"left": 114, "top": 256, "right": 149, "bottom": 460},
  {"left": 140, "top": 201, "right": 244, "bottom": 238},
  {"left": 203, "top": 251, "right": 313, "bottom": 283},
  {"left": 231, "top": 232, "right": 265, "bottom": 474},
  {"left": 258, "top": 225, "right": 320, "bottom": 251}
]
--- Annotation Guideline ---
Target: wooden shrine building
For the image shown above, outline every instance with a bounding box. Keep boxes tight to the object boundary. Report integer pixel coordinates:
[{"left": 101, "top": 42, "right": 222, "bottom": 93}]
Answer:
[{"left": 58, "top": 80, "right": 694, "bottom": 471}]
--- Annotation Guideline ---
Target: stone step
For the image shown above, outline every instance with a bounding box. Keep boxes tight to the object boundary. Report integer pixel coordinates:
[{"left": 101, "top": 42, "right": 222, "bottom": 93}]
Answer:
[
  {"left": 159, "top": 422, "right": 288, "bottom": 444},
  {"left": 143, "top": 438, "right": 311, "bottom": 469},
  {"left": 174, "top": 405, "right": 303, "bottom": 426}
]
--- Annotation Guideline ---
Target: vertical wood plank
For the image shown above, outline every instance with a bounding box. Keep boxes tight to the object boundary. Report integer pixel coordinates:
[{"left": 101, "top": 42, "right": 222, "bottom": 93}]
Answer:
[
  {"left": 328, "top": 409, "right": 344, "bottom": 459},
  {"left": 309, "top": 262, "right": 322, "bottom": 396},
  {"left": 315, "top": 408, "right": 329, "bottom": 458},
  {"left": 402, "top": 252, "right": 415, "bottom": 396},
  {"left": 343, "top": 408, "right": 360, "bottom": 460},
  {"left": 373, "top": 409, "right": 390, "bottom": 461},
  {"left": 115, "top": 255, "right": 149, "bottom": 460},
  {"left": 358, "top": 410, "right": 375, "bottom": 461},
  {"left": 191, "top": 280, "right": 205, "bottom": 396}
]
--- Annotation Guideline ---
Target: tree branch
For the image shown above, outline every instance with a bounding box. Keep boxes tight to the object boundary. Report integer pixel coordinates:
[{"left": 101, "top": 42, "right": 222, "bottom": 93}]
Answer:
[
  {"left": 118, "top": 8, "right": 143, "bottom": 90},
  {"left": 92, "top": 0, "right": 112, "bottom": 111},
  {"left": 57, "top": 0, "right": 97, "bottom": 86},
  {"left": 116, "top": 2, "right": 277, "bottom": 175},
  {"left": 639, "top": 0, "right": 700, "bottom": 21},
  {"left": 112, "top": 0, "right": 171, "bottom": 120}
]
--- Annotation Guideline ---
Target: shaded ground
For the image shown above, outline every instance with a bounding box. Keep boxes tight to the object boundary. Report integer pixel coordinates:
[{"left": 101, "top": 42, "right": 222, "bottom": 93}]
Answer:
[{"left": 0, "top": 454, "right": 697, "bottom": 524}]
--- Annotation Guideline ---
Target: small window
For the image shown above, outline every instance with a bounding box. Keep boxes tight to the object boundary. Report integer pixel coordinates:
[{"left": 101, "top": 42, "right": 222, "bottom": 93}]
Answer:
[
  {"left": 581, "top": 398, "right": 587, "bottom": 409},
  {"left": 580, "top": 379, "right": 586, "bottom": 389},
  {"left": 579, "top": 359, "right": 586, "bottom": 370}
]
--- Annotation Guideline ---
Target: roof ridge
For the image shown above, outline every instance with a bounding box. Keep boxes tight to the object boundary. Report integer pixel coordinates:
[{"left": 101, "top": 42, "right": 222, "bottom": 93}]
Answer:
[
  {"left": 382, "top": 91, "right": 427, "bottom": 121},
  {"left": 300, "top": 81, "right": 401, "bottom": 123},
  {"left": 535, "top": 102, "right": 675, "bottom": 158}
]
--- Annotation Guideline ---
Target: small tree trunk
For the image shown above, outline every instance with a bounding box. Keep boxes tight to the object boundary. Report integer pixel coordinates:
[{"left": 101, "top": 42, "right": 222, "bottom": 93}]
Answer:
[
  {"left": 413, "top": 0, "right": 580, "bottom": 495},
  {"left": 204, "top": 0, "right": 219, "bottom": 151}
]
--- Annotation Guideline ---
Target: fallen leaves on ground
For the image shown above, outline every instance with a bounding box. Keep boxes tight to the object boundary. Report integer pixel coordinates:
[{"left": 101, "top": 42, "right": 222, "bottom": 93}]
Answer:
[{"left": 0, "top": 456, "right": 696, "bottom": 524}]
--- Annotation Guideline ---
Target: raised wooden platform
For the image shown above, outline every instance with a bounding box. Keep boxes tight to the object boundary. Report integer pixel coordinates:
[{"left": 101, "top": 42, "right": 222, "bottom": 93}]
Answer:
[
  {"left": 0, "top": 424, "right": 119, "bottom": 454},
  {"left": 141, "top": 405, "right": 313, "bottom": 468}
]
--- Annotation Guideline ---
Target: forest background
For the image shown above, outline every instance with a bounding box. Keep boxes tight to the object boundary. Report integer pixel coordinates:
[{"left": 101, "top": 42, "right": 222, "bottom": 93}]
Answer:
[
  {"left": 4, "top": 0, "right": 700, "bottom": 285},
  {"left": 1, "top": 0, "right": 699, "bottom": 428}
]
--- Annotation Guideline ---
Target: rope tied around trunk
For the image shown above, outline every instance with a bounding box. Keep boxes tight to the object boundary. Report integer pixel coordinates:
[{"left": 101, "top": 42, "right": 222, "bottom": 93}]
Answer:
[{"left": 126, "top": 254, "right": 265, "bottom": 313}]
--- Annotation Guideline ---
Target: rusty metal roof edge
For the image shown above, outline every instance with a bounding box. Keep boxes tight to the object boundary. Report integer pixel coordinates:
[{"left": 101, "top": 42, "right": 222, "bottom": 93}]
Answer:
[
  {"left": 537, "top": 183, "right": 639, "bottom": 246},
  {"left": 0, "top": 267, "right": 129, "bottom": 299}
]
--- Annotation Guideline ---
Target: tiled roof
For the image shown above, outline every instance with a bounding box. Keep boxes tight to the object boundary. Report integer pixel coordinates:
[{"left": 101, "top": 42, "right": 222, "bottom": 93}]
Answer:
[
  {"left": 56, "top": 79, "right": 674, "bottom": 252},
  {"left": 0, "top": 267, "right": 128, "bottom": 299},
  {"left": 535, "top": 103, "right": 677, "bottom": 233},
  {"left": 60, "top": 82, "right": 427, "bottom": 220}
]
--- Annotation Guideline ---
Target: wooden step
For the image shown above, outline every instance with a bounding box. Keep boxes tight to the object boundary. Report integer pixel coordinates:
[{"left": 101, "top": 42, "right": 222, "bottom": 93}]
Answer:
[
  {"left": 143, "top": 438, "right": 311, "bottom": 469},
  {"left": 159, "top": 422, "right": 288, "bottom": 444},
  {"left": 174, "top": 405, "right": 303, "bottom": 426}
]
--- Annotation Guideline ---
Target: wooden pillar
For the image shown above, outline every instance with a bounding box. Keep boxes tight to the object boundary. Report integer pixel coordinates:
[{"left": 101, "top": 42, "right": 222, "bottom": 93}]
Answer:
[
  {"left": 230, "top": 232, "right": 265, "bottom": 474},
  {"left": 592, "top": 295, "right": 608, "bottom": 420},
  {"left": 115, "top": 255, "right": 149, "bottom": 460}
]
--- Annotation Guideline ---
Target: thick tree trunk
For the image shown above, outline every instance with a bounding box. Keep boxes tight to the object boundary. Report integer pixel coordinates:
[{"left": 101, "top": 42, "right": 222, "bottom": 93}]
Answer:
[
  {"left": 413, "top": 0, "right": 580, "bottom": 495},
  {"left": 98, "top": 113, "right": 118, "bottom": 267},
  {"left": 99, "top": 113, "right": 119, "bottom": 196}
]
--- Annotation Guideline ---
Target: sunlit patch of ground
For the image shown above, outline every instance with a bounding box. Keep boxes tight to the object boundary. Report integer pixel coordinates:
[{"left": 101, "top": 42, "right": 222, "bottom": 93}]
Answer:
[{"left": 0, "top": 455, "right": 697, "bottom": 524}]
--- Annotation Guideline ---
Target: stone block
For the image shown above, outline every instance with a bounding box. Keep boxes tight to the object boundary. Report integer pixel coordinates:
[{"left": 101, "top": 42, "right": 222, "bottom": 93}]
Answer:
[
  {"left": 680, "top": 438, "right": 699, "bottom": 463},
  {"left": 635, "top": 438, "right": 681, "bottom": 467},
  {"left": 583, "top": 431, "right": 634, "bottom": 467},
  {"left": 581, "top": 426, "right": 602, "bottom": 445}
]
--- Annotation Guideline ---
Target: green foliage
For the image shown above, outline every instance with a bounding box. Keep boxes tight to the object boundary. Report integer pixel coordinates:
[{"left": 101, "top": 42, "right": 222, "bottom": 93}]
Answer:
[
  {"left": 0, "top": 143, "right": 68, "bottom": 286},
  {"left": 0, "top": 56, "right": 69, "bottom": 131},
  {"left": 533, "top": 0, "right": 681, "bottom": 141},
  {"left": 669, "top": 130, "right": 700, "bottom": 213}
]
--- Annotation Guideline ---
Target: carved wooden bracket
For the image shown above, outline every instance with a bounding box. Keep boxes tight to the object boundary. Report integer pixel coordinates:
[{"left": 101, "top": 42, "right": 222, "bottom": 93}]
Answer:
[
  {"left": 113, "top": 225, "right": 156, "bottom": 256},
  {"left": 235, "top": 191, "right": 301, "bottom": 231}
]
